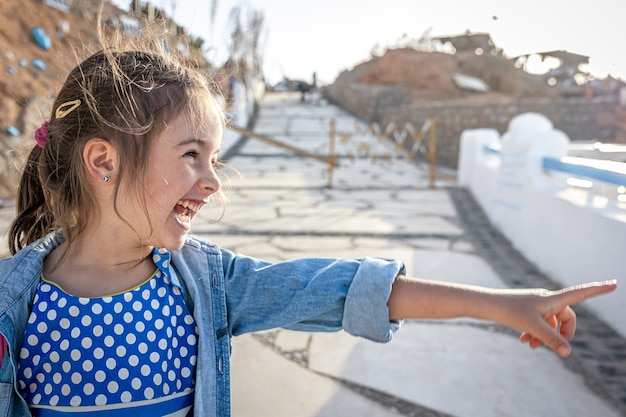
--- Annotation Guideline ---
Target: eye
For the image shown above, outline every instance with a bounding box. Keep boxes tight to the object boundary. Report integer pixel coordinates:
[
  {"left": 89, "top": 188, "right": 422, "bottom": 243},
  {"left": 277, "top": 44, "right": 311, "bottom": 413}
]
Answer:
[{"left": 184, "top": 150, "right": 199, "bottom": 159}]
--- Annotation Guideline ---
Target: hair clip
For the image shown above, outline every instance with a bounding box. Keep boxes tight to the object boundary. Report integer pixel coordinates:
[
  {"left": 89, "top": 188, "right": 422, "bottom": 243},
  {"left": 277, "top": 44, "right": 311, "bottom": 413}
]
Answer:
[
  {"left": 35, "top": 119, "right": 50, "bottom": 149},
  {"left": 55, "top": 99, "right": 81, "bottom": 119}
]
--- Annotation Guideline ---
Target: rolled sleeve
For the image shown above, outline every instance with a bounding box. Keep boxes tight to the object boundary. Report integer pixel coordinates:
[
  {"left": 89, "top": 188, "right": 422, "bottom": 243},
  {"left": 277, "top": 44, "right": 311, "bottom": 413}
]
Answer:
[{"left": 343, "top": 257, "right": 406, "bottom": 343}]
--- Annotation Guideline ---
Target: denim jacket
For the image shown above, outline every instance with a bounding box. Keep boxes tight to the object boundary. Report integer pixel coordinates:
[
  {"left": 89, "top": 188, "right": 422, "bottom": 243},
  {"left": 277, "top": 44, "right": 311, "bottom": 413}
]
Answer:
[{"left": 0, "top": 231, "right": 404, "bottom": 417}]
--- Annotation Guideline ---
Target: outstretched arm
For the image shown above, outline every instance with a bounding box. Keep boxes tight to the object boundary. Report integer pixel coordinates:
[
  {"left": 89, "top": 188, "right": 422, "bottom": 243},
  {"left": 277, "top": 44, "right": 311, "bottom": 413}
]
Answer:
[{"left": 387, "top": 276, "right": 618, "bottom": 357}]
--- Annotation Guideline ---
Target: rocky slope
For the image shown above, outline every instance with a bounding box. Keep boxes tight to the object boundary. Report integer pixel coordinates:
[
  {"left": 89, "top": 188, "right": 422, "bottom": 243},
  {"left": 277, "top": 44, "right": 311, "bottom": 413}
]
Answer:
[
  {"left": 331, "top": 47, "right": 561, "bottom": 103},
  {"left": 0, "top": 0, "right": 124, "bottom": 198}
]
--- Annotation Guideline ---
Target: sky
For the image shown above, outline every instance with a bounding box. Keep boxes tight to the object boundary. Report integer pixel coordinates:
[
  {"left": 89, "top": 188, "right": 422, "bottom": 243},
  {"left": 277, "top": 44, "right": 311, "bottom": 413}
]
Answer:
[{"left": 112, "top": 0, "right": 626, "bottom": 86}]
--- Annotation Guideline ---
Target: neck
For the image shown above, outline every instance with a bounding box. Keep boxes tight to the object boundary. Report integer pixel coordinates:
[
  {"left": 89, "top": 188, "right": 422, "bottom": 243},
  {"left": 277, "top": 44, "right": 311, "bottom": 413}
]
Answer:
[{"left": 44, "top": 234, "right": 156, "bottom": 298}]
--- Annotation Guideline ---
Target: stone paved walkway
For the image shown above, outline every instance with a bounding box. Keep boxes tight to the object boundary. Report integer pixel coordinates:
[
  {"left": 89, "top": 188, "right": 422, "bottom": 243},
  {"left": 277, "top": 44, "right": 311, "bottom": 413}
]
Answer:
[{"left": 217, "top": 92, "right": 626, "bottom": 417}]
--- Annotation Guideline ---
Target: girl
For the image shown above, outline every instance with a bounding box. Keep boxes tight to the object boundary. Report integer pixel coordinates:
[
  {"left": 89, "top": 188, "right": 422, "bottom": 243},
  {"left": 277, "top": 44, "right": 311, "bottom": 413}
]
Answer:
[{"left": 0, "top": 31, "right": 616, "bottom": 417}]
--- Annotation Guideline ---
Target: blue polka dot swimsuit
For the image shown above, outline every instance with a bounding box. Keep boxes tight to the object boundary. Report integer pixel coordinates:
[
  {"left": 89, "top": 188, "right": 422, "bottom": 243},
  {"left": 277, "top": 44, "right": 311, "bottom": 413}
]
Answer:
[{"left": 18, "top": 248, "right": 198, "bottom": 416}]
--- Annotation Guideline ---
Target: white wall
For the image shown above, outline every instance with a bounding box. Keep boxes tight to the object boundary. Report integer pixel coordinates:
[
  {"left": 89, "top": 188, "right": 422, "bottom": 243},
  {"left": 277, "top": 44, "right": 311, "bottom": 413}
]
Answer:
[
  {"left": 458, "top": 113, "right": 626, "bottom": 338},
  {"left": 228, "top": 77, "right": 265, "bottom": 128}
]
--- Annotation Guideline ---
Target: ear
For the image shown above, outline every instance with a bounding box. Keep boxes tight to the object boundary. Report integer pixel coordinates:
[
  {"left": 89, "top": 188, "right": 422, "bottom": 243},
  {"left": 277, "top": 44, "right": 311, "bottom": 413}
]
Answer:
[{"left": 83, "top": 138, "right": 118, "bottom": 184}]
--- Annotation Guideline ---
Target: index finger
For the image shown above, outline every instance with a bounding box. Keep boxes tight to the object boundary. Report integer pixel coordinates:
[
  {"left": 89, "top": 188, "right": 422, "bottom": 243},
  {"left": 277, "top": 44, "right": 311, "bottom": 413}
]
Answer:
[{"left": 553, "top": 280, "right": 617, "bottom": 306}]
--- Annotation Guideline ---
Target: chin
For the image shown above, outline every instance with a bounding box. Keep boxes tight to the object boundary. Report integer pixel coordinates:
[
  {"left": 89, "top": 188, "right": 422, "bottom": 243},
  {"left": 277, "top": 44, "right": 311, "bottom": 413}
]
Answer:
[
  {"left": 157, "top": 235, "right": 188, "bottom": 252},
  {"left": 169, "top": 239, "right": 188, "bottom": 251}
]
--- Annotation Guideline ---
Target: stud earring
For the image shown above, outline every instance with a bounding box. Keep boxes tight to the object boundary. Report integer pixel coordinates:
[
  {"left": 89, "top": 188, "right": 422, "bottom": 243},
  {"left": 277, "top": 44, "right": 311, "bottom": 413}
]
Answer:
[{"left": 102, "top": 175, "right": 111, "bottom": 183}]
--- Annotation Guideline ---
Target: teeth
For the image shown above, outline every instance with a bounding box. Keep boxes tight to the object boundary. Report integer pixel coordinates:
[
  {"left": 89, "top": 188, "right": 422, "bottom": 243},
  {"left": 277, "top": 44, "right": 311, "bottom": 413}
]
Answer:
[
  {"left": 175, "top": 200, "right": 202, "bottom": 225},
  {"left": 177, "top": 200, "right": 201, "bottom": 212},
  {"left": 174, "top": 212, "right": 191, "bottom": 223}
]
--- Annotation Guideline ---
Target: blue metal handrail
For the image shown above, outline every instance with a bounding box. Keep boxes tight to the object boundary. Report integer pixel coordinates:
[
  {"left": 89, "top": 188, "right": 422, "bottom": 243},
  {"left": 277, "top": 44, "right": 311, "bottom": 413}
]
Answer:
[
  {"left": 482, "top": 143, "right": 626, "bottom": 187},
  {"left": 542, "top": 156, "right": 626, "bottom": 187}
]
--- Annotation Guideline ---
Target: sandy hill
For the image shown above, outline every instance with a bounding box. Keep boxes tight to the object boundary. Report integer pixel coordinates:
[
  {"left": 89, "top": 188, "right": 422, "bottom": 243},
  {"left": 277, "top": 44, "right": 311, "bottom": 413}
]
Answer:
[
  {"left": 333, "top": 47, "right": 562, "bottom": 102},
  {"left": 0, "top": 0, "right": 126, "bottom": 124}
]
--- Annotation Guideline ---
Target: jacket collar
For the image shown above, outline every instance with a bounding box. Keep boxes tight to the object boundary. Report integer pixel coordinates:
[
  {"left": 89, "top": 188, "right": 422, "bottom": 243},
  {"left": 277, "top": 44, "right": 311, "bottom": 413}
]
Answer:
[{"left": 0, "top": 231, "right": 65, "bottom": 317}]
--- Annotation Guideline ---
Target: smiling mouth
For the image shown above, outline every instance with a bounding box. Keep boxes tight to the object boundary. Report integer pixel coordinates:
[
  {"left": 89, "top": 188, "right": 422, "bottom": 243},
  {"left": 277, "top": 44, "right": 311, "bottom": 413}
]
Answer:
[{"left": 173, "top": 200, "right": 203, "bottom": 224}]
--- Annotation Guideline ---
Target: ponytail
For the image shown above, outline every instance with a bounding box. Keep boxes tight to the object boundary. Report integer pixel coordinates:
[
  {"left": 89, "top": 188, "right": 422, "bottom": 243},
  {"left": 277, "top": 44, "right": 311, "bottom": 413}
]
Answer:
[{"left": 8, "top": 145, "right": 56, "bottom": 255}]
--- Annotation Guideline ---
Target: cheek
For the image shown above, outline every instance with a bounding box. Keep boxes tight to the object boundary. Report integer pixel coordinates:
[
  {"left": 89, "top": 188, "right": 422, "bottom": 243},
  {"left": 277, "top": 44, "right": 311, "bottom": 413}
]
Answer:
[
  {"left": 145, "top": 174, "right": 188, "bottom": 205},
  {"left": 144, "top": 170, "right": 180, "bottom": 196},
  {"left": 149, "top": 162, "right": 189, "bottom": 184}
]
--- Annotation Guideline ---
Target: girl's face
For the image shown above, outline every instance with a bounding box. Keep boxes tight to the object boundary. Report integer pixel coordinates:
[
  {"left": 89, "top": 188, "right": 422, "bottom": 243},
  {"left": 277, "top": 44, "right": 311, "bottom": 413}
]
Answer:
[{"left": 130, "top": 106, "right": 223, "bottom": 250}]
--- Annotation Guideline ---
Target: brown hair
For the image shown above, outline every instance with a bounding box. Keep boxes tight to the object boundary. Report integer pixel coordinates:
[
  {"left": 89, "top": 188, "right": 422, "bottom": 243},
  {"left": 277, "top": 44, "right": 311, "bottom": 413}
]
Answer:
[{"left": 9, "top": 27, "right": 227, "bottom": 255}]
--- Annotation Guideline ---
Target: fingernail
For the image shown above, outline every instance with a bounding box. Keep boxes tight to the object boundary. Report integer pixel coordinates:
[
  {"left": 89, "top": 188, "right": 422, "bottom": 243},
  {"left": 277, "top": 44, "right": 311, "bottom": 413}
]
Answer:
[{"left": 558, "top": 345, "right": 571, "bottom": 357}]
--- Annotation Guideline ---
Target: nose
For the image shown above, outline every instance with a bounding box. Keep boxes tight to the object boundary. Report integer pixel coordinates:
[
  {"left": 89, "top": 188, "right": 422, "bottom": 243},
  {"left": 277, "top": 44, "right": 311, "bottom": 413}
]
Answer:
[{"left": 199, "top": 166, "right": 222, "bottom": 195}]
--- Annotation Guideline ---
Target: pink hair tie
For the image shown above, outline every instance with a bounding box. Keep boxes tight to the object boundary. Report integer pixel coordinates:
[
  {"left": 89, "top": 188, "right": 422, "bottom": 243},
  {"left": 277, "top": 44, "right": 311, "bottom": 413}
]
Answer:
[{"left": 34, "top": 119, "right": 50, "bottom": 149}]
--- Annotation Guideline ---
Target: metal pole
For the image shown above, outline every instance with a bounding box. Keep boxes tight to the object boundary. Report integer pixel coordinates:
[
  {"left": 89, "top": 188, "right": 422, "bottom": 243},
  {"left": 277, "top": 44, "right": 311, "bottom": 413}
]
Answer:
[
  {"left": 428, "top": 119, "right": 437, "bottom": 189},
  {"left": 328, "top": 119, "right": 337, "bottom": 188},
  {"left": 227, "top": 125, "right": 332, "bottom": 165}
]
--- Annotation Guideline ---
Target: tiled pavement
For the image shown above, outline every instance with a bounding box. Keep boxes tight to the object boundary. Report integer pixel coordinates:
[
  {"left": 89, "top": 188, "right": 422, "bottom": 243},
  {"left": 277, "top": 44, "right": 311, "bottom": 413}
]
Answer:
[{"left": 215, "top": 92, "right": 626, "bottom": 417}]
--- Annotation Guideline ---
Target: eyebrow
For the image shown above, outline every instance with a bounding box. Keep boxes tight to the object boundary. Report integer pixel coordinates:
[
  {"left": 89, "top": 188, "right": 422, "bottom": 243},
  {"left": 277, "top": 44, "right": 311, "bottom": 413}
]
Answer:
[{"left": 178, "top": 138, "right": 209, "bottom": 147}]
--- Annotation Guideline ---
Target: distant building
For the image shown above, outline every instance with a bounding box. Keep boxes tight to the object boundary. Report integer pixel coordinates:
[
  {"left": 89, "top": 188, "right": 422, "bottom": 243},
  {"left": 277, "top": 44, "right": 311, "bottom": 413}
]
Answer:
[
  {"left": 514, "top": 50, "right": 590, "bottom": 90},
  {"left": 434, "top": 32, "right": 501, "bottom": 56}
]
